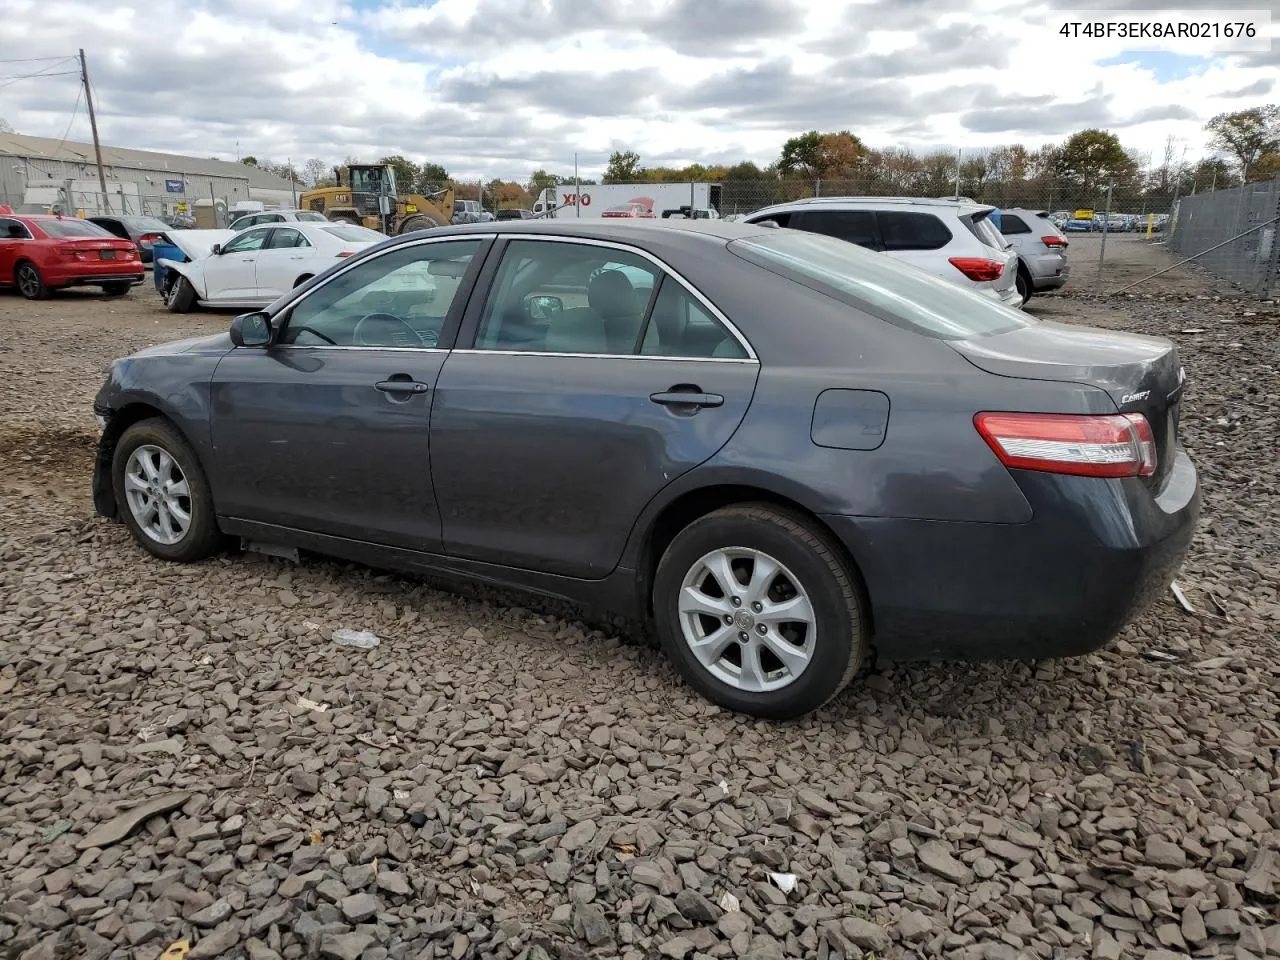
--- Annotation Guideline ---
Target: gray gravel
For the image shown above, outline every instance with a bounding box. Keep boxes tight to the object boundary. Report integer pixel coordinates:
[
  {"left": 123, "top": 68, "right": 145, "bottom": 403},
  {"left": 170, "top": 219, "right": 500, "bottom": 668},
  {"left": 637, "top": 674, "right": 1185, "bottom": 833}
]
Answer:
[{"left": 2, "top": 253, "right": 1280, "bottom": 959}]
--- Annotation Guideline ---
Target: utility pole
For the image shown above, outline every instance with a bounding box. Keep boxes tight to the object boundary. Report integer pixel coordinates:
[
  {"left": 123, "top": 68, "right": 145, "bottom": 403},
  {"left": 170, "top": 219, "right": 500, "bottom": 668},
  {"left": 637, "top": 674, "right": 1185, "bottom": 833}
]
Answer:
[{"left": 79, "top": 49, "right": 110, "bottom": 213}]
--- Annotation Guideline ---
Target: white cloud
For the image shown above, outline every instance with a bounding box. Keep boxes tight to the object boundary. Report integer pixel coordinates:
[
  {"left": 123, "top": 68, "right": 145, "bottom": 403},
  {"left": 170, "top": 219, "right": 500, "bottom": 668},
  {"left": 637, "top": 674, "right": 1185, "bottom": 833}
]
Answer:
[{"left": 0, "top": 0, "right": 1274, "bottom": 181}]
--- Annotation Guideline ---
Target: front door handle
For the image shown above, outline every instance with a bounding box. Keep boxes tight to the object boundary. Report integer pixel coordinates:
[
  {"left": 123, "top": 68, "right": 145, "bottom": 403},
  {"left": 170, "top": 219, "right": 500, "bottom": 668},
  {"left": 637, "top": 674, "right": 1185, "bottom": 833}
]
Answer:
[
  {"left": 650, "top": 388, "right": 724, "bottom": 409},
  {"left": 375, "top": 379, "right": 430, "bottom": 395}
]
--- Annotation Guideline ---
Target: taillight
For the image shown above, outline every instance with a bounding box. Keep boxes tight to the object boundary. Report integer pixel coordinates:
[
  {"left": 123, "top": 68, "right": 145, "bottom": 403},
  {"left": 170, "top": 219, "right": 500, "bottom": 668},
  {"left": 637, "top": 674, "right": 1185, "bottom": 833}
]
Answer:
[
  {"left": 949, "top": 257, "right": 1004, "bottom": 282},
  {"left": 139, "top": 233, "right": 161, "bottom": 246},
  {"left": 1041, "top": 235, "right": 1067, "bottom": 248},
  {"left": 336, "top": 251, "right": 355, "bottom": 258},
  {"left": 974, "top": 412, "right": 1157, "bottom": 479}
]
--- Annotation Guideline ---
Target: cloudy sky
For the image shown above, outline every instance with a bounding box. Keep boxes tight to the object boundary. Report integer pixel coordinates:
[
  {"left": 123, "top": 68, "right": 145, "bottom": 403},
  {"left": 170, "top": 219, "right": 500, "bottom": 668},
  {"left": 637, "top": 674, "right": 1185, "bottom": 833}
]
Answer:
[{"left": 1, "top": 0, "right": 1276, "bottom": 180}]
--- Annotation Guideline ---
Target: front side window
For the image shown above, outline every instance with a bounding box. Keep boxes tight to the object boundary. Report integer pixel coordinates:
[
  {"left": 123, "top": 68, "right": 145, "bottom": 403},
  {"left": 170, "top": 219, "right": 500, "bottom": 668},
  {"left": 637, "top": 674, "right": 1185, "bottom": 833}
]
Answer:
[
  {"left": 222, "top": 229, "right": 271, "bottom": 253},
  {"left": 280, "top": 239, "right": 480, "bottom": 348},
  {"left": 729, "top": 229, "right": 1031, "bottom": 341}
]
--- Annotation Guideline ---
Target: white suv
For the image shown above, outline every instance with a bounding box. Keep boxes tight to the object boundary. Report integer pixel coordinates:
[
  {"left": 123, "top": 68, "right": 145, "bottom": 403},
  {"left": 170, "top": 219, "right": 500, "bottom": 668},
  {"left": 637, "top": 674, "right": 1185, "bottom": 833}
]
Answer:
[{"left": 743, "top": 197, "right": 1022, "bottom": 308}]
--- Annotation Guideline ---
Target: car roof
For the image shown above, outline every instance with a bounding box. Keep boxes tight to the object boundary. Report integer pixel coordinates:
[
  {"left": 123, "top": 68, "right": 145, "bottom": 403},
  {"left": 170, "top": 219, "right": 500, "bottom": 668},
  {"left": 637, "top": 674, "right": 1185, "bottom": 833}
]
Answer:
[{"left": 751, "top": 196, "right": 994, "bottom": 215}]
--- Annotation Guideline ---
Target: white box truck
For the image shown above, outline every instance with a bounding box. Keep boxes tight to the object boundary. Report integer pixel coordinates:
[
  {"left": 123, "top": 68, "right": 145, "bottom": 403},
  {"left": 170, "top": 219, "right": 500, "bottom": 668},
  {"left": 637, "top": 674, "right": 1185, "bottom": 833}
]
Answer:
[{"left": 532, "top": 183, "right": 722, "bottom": 219}]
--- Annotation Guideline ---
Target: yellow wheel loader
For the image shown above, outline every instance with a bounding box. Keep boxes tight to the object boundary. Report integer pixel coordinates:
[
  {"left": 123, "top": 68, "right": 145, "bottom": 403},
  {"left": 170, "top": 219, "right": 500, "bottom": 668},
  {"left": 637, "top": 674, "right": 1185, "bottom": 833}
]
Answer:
[{"left": 298, "top": 164, "right": 454, "bottom": 235}]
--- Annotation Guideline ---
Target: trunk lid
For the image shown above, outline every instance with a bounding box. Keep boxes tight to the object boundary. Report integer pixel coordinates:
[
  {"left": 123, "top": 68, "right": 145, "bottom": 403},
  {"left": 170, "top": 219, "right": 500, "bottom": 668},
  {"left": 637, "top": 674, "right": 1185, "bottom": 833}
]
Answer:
[{"left": 951, "top": 320, "right": 1186, "bottom": 487}]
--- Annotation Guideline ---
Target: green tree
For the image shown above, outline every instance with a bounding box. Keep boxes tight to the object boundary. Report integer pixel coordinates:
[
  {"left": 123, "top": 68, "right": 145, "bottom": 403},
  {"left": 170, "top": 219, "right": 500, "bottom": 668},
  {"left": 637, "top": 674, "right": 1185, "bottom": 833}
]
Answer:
[
  {"left": 778, "top": 131, "right": 823, "bottom": 177},
  {"left": 241, "top": 156, "right": 258, "bottom": 166},
  {"left": 603, "top": 150, "right": 643, "bottom": 183},
  {"left": 1205, "top": 105, "right": 1280, "bottom": 179},
  {"left": 1054, "top": 129, "right": 1139, "bottom": 194},
  {"left": 416, "top": 162, "right": 450, "bottom": 192}
]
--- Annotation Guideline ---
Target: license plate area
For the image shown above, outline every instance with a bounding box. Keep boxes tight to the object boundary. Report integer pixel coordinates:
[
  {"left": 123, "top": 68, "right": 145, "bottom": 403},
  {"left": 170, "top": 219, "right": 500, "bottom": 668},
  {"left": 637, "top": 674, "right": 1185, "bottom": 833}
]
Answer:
[{"left": 99, "top": 250, "right": 117, "bottom": 260}]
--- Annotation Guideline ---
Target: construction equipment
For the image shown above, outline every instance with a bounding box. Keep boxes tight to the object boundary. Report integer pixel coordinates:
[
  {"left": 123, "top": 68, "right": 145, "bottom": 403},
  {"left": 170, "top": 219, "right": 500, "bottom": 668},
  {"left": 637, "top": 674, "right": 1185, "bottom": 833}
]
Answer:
[{"left": 298, "top": 164, "right": 453, "bottom": 235}]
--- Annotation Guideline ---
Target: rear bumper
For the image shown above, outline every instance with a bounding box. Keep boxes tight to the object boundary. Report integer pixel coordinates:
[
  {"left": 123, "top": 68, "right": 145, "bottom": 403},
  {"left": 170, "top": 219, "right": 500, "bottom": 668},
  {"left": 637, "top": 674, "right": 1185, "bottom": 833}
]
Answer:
[
  {"left": 823, "top": 448, "right": 1200, "bottom": 662},
  {"left": 46, "top": 264, "right": 145, "bottom": 287}
]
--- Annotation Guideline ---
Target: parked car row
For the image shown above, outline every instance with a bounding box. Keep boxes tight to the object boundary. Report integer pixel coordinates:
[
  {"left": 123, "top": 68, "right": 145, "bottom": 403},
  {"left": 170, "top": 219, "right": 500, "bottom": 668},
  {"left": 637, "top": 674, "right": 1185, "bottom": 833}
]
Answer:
[{"left": 1050, "top": 211, "right": 1168, "bottom": 233}]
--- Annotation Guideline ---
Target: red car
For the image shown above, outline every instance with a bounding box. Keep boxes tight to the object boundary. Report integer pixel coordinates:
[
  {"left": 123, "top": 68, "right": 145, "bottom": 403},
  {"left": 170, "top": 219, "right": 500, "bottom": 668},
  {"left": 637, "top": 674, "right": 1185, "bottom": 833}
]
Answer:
[
  {"left": 0, "top": 209, "right": 144, "bottom": 299},
  {"left": 601, "top": 201, "right": 656, "bottom": 219}
]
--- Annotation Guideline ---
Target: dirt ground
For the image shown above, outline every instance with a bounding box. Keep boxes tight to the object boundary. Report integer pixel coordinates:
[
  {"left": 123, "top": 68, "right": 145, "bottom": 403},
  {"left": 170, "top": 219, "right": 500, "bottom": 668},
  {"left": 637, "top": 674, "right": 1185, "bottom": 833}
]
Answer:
[{"left": 2, "top": 236, "right": 1279, "bottom": 960}]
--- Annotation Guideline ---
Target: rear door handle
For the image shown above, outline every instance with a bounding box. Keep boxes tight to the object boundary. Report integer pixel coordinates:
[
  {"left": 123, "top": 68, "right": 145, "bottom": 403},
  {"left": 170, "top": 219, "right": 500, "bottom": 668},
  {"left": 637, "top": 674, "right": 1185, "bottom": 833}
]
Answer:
[
  {"left": 650, "top": 389, "right": 723, "bottom": 409},
  {"left": 375, "top": 379, "right": 430, "bottom": 395}
]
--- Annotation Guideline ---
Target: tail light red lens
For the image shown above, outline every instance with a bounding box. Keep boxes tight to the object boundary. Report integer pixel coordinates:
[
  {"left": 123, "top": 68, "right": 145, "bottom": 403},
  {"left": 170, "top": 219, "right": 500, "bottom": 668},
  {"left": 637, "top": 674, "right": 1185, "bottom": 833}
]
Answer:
[
  {"left": 948, "top": 257, "right": 1004, "bottom": 282},
  {"left": 1041, "top": 235, "right": 1067, "bottom": 248},
  {"left": 336, "top": 251, "right": 355, "bottom": 258},
  {"left": 974, "top": 412, "right": 1157, "bottom": 478}
]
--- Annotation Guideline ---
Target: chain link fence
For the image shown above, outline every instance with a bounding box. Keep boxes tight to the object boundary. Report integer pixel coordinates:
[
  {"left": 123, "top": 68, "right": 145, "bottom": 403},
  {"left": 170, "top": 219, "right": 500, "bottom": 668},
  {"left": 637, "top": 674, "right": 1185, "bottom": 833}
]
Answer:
[
  {"left": 0, "top": 187, "right": 265, "bottom": 227},
  {"left": 1167, "top": 177, "right": 1280, "bottom": 297}
]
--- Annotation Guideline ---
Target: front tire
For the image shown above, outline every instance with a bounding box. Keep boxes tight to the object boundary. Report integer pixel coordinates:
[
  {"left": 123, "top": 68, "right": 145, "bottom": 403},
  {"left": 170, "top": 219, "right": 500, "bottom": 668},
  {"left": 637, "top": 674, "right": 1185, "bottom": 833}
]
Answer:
[
  {"left": 15, "top": 261, "right": 49, "bottom": 300},
  {"left": 398, "top": 215, "right": 440, "bottom": 235},
  {"left": 166, "top": 275, "right": 195, "bottom": 313},
  {"left": 111, "top": 418, "right": 221, "bottom": 563},
  {"left": 653, "top": 504, "right": 867, "bottom": 720}
]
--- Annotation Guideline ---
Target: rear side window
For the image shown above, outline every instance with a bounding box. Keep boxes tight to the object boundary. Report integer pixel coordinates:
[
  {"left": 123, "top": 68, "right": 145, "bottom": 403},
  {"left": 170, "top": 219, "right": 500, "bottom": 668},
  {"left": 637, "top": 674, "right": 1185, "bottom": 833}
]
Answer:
[
  {"left": 728, "top": 229, "right": 1031, "bottom": 341},
  {"left": 748, "top": 212, "right": 791, "bottom": 228},
  {"left": 876, "top": 212, "right": 951, "bottom": 251},
  {"left": 1000, "top": 214, "right": 1031, "bottom": 234},
  {"left": 790, "top": 210, "right": 880, "bottom": 250}
]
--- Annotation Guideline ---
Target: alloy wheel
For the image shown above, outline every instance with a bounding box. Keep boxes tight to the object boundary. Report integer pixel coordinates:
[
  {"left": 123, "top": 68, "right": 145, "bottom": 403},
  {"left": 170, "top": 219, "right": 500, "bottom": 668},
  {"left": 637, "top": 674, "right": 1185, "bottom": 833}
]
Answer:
[
  {"left": 677, "top": 547, "right": 817, "bottom": 692},
  {"left": 123, "top": 444, "right": 192, "bottom": 545}
]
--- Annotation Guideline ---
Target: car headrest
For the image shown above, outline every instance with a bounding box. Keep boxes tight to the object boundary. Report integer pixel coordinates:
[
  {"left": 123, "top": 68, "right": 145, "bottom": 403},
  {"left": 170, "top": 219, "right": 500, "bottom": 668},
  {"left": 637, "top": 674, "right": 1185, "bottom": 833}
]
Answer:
[{"left": 587, "top": 269, "right": 636, "bottom": 319}]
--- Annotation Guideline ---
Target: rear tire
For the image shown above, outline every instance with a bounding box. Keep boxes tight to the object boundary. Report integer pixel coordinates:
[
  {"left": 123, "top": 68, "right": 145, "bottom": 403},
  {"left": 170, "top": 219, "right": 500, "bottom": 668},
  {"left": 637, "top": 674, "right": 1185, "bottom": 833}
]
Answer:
[
  {"left": 1015, "top": 268, "right": 1032, "bottom": 304},
  {"left": 293, "top": 274, "right": 314, "bottom": 288},
  {"left": 653, "top": 504, "right": 867, "bottom": 720},
  {"left": 15, "top": 261, "right": 49, "bottom": 300},
  {"left": 102, "top": 282, "right": 130, "bottom": 297},
  {"left": 398, "top": 215, "right": 440, "bottom": 235},
  {"left": 111, "top": 418, "right": 221, "bottom": 563},
  {"left": 166, "top": 275, "right": 195, "bottom": 313}
]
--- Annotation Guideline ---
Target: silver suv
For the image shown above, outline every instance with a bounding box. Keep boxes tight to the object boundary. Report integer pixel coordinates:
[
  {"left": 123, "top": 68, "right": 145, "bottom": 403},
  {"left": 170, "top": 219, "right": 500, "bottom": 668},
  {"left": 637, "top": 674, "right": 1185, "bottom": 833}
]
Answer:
[
  {"left": 997, "top": 208, "right": 1070, "bottom": 301},
  {"left": 744, "top": 197, "right": 1021, "bottom": 308}
]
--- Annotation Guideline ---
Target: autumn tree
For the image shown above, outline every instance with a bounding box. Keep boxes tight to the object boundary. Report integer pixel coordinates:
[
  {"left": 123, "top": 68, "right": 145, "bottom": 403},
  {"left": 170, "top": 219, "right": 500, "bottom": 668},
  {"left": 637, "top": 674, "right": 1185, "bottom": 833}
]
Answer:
[
  {"left": 1189, "top": 157, "right": 1231, "bottom": 192},
  {"left": 603, "top": 150, "right": 644, "bottom": 183},
  {"left": 301, "top": 158, "right": 329, "bottom": 187},
  {"left": 1205, "top": 105, "right": 1280, "bottom": 180}
]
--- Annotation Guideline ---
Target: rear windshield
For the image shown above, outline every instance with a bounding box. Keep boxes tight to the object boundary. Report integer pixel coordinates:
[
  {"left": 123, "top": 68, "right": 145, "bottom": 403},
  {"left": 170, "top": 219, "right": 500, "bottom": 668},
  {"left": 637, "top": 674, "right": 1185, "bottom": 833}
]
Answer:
[
  {"left": 728, "top": 229, "right": 1032, "bottom": 340},
  {"left": 322, "top": 224, "right": 385, "bottom": 242},
  {"left": 294, "top": 211, "right": 328, "bottom": 222},
  {"left": 122, "top": 216, "right": 171, "bottom": 232},
  {"left": 37, "top": 219, "right": 114, "bottom": 239}
]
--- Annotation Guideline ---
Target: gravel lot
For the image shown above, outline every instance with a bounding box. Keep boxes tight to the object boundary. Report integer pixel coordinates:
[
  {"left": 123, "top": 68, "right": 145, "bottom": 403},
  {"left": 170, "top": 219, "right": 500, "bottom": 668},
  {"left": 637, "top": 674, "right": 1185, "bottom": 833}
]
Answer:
[{"left": 2, "top": 236, "right": 1279, "bottom": 960}]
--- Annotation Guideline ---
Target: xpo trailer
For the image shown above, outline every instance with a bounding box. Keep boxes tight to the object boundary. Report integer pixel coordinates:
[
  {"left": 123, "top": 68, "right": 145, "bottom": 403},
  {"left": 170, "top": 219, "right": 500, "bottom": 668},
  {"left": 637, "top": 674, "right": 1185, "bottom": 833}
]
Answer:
[{"left": 532, "top": 183, "right": 721, "bottom": 219}]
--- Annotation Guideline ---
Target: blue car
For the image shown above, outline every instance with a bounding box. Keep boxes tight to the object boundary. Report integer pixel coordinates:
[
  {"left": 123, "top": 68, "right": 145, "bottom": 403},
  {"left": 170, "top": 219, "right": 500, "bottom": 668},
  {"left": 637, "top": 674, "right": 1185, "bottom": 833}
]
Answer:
[{"left": 1064, "top": 218, "right": 1094, "bottom": 232}]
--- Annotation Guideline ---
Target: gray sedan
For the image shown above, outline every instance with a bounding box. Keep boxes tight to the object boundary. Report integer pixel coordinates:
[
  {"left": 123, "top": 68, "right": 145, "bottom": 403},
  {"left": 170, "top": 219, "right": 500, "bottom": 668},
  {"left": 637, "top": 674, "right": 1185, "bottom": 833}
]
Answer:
[{"left": 92, "top": 220, "right": 1200, "bottom": 719}]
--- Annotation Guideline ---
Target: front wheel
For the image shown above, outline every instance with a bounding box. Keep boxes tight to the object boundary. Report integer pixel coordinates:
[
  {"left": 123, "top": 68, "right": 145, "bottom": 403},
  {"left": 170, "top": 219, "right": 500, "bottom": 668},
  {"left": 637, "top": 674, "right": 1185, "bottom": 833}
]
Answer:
[
  {"left": 653, "top": 504, "right": 867, "bottom": 720},
  {"left": 111, "top": 418, "right": 222, "bottom": 562},
  {"left": 166, "top": 275, "right": 195, "bottom": 313},
  {"left": 398, "top": 215, "right": 440, "bottom": 235}
]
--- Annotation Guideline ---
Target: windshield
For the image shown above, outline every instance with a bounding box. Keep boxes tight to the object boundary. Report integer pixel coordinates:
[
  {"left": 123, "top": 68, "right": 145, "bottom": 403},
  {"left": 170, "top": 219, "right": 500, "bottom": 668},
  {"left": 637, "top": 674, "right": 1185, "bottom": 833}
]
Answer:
[
  {"left": 348, "top": 167, "right": 387, "bottom": 195},
  {"left": 322, "top": 224, "right": 386, "bottom": 242},
  {"left": 728, "top": 229, "right": 1032, "bottom": 341},
  {"left": 37, "top": 219, "right": 114, "bottom": 239}
]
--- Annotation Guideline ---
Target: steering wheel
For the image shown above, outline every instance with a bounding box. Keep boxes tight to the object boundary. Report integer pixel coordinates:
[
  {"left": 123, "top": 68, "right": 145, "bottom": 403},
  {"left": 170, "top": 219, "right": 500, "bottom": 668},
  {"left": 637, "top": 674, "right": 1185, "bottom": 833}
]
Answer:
[
  {"left": 289, "top": 326, "right": 337, "bottom": 345},
  {"left": 352, "top": 312, "right": 423, "bottom": 348}
]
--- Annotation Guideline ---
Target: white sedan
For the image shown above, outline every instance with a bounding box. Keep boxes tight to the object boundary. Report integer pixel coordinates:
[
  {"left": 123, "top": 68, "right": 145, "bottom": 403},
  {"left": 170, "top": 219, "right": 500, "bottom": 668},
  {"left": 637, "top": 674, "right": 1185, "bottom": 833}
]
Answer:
[{"left": 161, "top": 221, "right": 387, "bottom": 312}]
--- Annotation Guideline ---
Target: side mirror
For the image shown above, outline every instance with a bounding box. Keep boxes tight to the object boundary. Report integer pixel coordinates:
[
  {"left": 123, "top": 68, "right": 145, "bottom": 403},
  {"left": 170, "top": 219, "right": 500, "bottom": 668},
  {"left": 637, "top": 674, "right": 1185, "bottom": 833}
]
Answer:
[
  {"left": 230, "top": 312, "right": 273, "bottom": 348},
  {"left": 526, "top": 295, "right": 563, "bottom": 321},
  {"left": 210, "top": 243, "right": 222, "bottom": 256}
]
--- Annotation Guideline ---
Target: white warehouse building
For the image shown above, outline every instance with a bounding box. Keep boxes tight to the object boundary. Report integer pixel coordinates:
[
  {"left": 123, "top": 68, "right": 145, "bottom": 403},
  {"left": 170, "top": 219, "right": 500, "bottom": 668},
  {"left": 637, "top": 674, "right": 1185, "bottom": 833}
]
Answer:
[{"left": 0, "top": 132, "right": 298, "bottom": 225}]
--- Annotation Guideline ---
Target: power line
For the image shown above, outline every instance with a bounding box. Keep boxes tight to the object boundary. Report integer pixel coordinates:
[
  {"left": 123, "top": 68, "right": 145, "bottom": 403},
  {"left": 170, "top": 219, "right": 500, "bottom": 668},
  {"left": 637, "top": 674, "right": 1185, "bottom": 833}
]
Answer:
[
  {"left": 52, "top": 83, "right": 85, "bottom": 157},
  {"left": 0, "top": 54, "right": 75, "bottom": 64},
  {"left": 0, "top": 58, "right": 80, "bottom": 90}
]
